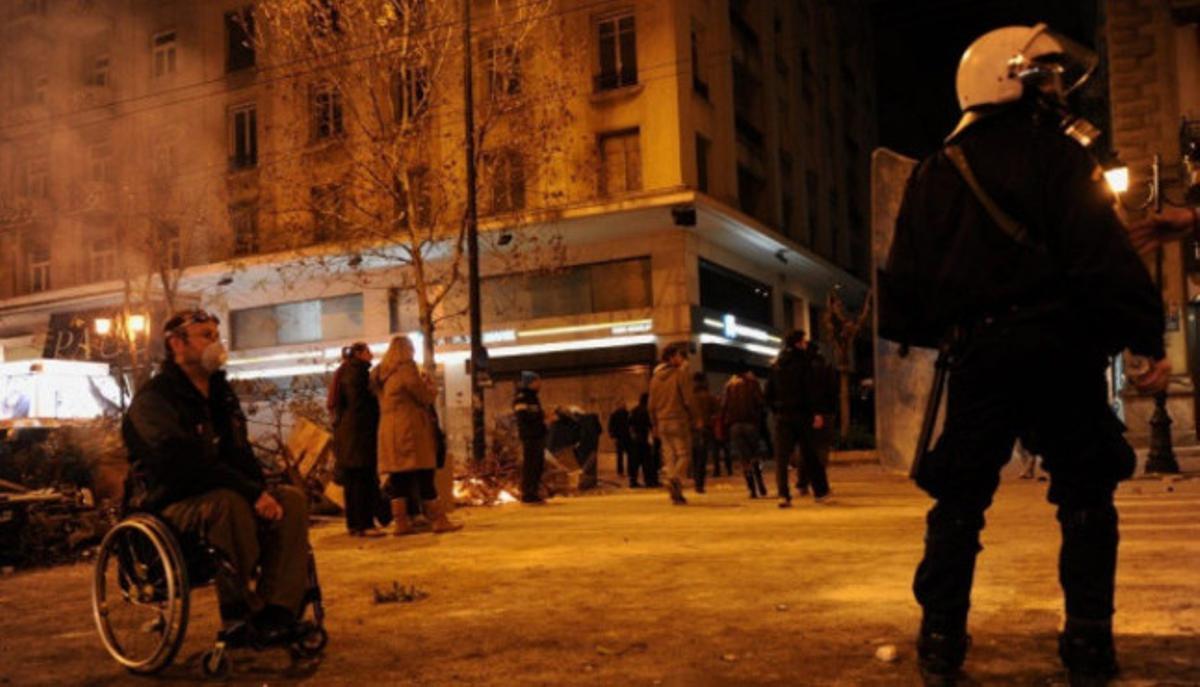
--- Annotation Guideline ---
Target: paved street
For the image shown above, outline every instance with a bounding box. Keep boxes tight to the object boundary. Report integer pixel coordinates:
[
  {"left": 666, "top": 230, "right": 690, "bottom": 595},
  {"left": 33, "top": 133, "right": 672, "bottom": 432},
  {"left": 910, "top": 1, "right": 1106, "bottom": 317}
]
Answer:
[{"left": 1, "top": 464, "right": 1198, "bottom": 686}]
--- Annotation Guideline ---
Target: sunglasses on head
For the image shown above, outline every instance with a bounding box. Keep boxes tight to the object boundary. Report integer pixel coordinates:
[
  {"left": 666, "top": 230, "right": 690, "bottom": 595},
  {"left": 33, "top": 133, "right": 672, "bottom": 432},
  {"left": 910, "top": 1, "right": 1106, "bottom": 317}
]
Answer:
[{"left": 163, "top": 310, "right": 221, "bottom": 335}]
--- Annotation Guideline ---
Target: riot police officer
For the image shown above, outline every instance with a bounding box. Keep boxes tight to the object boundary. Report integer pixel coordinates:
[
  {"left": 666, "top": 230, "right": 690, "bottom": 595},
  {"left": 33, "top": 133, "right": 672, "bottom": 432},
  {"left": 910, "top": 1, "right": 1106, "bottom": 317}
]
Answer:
[{"left": 879, "top": 24, "right": 1169, "bottom": 687}]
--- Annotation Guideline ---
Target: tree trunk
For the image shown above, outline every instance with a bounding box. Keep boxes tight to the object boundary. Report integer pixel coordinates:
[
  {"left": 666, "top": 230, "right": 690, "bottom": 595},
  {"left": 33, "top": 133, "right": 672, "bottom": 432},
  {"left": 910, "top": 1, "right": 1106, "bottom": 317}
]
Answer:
[{"left": 839, "top": 370, "right": 851, "bottom": 442}]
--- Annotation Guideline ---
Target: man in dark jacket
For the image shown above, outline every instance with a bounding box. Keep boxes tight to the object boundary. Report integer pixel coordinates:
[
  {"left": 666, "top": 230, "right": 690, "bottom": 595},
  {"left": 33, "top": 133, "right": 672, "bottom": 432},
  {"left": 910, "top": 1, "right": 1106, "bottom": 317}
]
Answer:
[
  {"left": 513, "top": 371, "right": 548, "bottom": 504},
  {"left": 766, "top": 330, "right": 832, "bottom": 508},
  {"left": 879, "top": 25, "right": 1169, "bottom": 686},
  {"left": 690, "top": 372, "right": 720, "bottom": 493},
  {"left": 796, "top": 342, "right": 838, "bottom": 496},
  {"left": 606, "top": 404, "right": 631, "bottom": 477},
  {"left": 123, "top": 310, "right": 311, "bottom": 642},
  {"left": 330, "top": 342, "right": 386, "bottom": 537},
  {"left": 721, "top": 367, "right": 767, "bottom": 498},
  {"left": 628, "top": 393, "right": 653, "bottom": 488}
]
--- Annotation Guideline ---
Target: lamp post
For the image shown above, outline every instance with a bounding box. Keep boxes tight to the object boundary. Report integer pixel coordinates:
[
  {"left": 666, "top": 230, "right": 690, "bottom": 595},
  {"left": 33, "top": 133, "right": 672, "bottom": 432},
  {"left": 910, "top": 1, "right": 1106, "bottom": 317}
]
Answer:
[
  {"left": 1108, "top": 155, "right": 1180, "bottom": 474},
  {"left": 463, "top": 0, "right": 486, "bottom": 463},
  {"left": 1145, "top": 155, "right": 1180, "bottom": 474},
  {"left": 94, "top": 313, "right": 148, "bottom": 414}
]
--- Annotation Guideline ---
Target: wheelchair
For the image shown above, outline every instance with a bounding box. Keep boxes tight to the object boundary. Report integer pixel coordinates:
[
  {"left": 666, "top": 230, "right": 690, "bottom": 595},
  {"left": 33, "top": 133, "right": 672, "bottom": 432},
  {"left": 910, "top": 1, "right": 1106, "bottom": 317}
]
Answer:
[{"left": 91, "top": 511, "right": 327, "bottom": 679}]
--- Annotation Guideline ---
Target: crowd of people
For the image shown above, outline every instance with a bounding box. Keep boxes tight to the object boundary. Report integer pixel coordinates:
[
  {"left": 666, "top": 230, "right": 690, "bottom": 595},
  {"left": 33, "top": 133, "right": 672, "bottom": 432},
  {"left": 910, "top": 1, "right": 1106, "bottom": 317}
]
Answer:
[{"left": 595, "top": 330, "right": 839, "bottom": 507}]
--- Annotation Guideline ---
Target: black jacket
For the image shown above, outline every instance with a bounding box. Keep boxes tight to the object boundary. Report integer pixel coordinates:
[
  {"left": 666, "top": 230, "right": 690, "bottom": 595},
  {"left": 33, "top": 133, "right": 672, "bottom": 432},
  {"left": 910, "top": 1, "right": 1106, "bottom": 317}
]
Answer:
[
  {"left": 512, "top": 387, "right": 547, "bottom": 441},
  {"left": 766, "top": 348, "right": 833, "bottom": 420},
  {"left": 629, "top": 403, "right": 652, "bottom": 443},
  {"left": 879, "top": 100, "right": 1164, "bottom": 360},
  {"left": 332, "top": 358, "right": 379, "bottom": 472},
  {"left": 122, "top": 360, "right": 264, "bottom": 511},
  {"left": 607, "top": 407, "right": 631, "bottom": 443}
]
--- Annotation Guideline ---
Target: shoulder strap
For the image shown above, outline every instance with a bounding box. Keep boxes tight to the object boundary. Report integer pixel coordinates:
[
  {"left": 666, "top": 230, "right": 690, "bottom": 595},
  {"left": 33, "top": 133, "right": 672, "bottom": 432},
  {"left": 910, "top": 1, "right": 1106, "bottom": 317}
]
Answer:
[{"left": 944, "top": 144, "right": 1039, "bottom": 249}]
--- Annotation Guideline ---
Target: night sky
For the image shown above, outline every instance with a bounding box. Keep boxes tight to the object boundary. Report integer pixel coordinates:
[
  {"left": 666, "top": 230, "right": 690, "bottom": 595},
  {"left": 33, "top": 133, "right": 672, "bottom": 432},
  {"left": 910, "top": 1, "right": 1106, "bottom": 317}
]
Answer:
[{"left": 870, "top": 0, "right": 1103, "bottom": 159}]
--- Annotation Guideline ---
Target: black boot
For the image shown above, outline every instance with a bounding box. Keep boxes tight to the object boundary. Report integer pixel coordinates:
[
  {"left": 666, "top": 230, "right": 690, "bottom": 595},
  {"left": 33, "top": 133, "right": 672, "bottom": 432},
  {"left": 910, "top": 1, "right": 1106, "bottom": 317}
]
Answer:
[
  {"left": 668, "top": 479, "right": 687, "bottom": 505},
  {"left": 753, "top": 462, "right": 768, "bottom": 498},
  {"left": 917, "top": 614, "right": 970, "bottom": 686},
  {"left": 744, "top": 470, "right": 758, "bottom": 498},
  {"left": 1059, "top": 618, "right": 1118, "bottom": 687}
]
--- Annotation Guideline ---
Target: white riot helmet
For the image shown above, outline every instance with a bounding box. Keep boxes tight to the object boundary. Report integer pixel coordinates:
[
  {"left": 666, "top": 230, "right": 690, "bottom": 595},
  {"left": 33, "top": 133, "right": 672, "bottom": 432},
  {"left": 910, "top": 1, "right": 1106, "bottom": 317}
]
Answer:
[{"left": 949, "top": 23, "right": 1099, "bottom": 143}]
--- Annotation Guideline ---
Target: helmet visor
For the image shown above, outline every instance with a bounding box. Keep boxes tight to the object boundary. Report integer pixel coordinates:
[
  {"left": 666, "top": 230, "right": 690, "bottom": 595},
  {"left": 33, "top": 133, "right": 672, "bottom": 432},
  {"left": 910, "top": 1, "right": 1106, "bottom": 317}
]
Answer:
[{"left": 1021, "top": 27, "right": 1098, "bottom": 96}]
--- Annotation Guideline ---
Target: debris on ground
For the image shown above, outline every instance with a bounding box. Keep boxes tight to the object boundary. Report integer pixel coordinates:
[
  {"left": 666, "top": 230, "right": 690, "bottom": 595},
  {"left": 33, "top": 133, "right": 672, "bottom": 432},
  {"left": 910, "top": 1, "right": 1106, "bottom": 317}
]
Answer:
[
  {"left": 372, "top": 581, "right": 429, "bottom": 604},
  {"left": 595, "top": 642, "right": 647, "bottom": 657},
  {"left": 874, "top": 644, "right": 899, "bottom": 663},
  {"left": 775, "top": 603, "right": 790, "bottom": 612},
  {"left": 721, "top": 653, "right": 738, "bottom": 663}
]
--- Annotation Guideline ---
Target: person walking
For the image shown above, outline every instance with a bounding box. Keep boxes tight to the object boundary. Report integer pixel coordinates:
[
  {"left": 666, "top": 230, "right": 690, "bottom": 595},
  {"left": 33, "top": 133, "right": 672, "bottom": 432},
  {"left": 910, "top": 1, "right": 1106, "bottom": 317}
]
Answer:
[
  {"left": 648, "top": 342, "right": 697, "bottom": 505},
  {"left": 690, "top": 373, "right": 720, "bottom": 493},
  {"left": 796, "top": 341, "right": 838, "bottom": 497},
  {"left": 721, "top": 367, "right": 767, "bottom": 498},
  {"left": 371, "top": 335, "right": 461, "bottom": 534},
  {"left": 879, "top": 24, "right": 1167, "bottom": 686},
  {"left": 607, "top": 403, "right": 632, "bottom": 478},
  {"left": 513, "top": 371, "right": 548, "bottom": 504},
  {"left": 329, "top": 342, "right": 387, "bottom": 537},
  {"left": 766, "top": 330, "right": 832, "bottom": 508},
  {"left": 628, "top": 393, "right": 653, "bottom": 488}
]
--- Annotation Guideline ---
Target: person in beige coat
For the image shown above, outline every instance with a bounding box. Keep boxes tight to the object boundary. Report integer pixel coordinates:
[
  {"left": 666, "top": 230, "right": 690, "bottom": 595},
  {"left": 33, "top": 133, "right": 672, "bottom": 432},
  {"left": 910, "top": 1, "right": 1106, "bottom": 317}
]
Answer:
[{"left": 370, "top": 335, "right": 461, "bottom": 535}]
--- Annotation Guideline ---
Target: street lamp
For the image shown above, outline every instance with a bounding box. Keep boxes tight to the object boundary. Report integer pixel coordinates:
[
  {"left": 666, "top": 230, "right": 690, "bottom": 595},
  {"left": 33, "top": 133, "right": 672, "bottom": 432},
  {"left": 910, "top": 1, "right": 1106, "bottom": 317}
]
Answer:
[
  {"left": 1110, "top": 153, "right": 1181, "bottom": 474},
  {"left": 93, "top": 318, "right": 113, "bottom": 336}
]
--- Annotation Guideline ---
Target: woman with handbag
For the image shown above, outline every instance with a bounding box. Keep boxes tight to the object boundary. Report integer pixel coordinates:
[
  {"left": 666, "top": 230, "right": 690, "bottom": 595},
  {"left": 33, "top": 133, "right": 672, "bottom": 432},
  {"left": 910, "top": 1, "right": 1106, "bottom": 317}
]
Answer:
[{"left": 370, "top": 335, "right": 462, "bottom": 535}]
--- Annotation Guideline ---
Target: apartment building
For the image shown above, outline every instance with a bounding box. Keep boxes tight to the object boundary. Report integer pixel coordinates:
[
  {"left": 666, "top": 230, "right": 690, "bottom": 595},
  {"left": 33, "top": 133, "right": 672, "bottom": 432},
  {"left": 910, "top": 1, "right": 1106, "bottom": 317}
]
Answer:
[{"left": 0, "top": 0, "right": 875, "bottom": 454}]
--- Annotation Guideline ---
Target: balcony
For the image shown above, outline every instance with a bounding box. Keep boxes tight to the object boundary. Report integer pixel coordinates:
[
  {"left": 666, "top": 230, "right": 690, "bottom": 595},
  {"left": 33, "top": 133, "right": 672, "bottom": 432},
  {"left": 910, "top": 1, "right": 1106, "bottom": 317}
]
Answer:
[
  {"left": 735, "top": 115, "right": 764, "bottom": 152},
  {"left": 70, "top": 84, "right": 115, "bottom": 110},
  {"left": 68, "top": 180, "right": 115, "bottom": 215},
  {"left": 593, "top": 67, "right": 638, "bottom": 93}
]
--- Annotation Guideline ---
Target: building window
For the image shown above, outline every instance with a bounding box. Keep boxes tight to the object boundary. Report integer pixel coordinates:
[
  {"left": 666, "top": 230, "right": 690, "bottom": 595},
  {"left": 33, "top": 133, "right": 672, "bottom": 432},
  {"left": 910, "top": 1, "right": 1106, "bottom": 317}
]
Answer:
[
  {"left": 696, "top": 134, "right": 710, "bottom": 193},
  {"left": 487, "top": 150, "right": 525, "bottom": 214},
  {"left": 780, "top": 151, "right": 794, "bottom": 233},
  {"left": 231, "top": 293, "right": 363, "bottom": 350},
  {"left": 308, "top": 0, "right": 342, "bottom": 36},
  {"left": 486, "top": 44, "right": 521, "bottom": 97},
  {"left": 32, "top": 74, "right": 48, "bottom": 104},
  {"left": 311, "top": 83, "right": 344, "bottom": 140},
  {"left": 225, "top": 7, "right": 255, "bottom": 72},
  {"left": 89, "top": 237, "right": 118, "bottom": 282},
  {"left": 231, "top": 204, "right": 258, "bottom": 256},
  {"left": 310, "top": 184, "right": 344, "bottom": 242},
  {"left": 394, "top": 167, "right": 432, "bottom": 229},
  {"left": 86, "top": 55, "right": 110, "bottom": 87},
  {"left": 152, "top": 137, "right": 178, "bottom": 178},
  {"left": 482, "top": 257, "right": 652, "bottom": 322},
  {"left": 392, "top": 65, "right": 428, "bottom": 124},
  {"left": 27, "top": 243, "right": 50, "bottom": 293},
  {"left": 229, "top": 103, "right": 257, "bottom": 170},
  {"left": 88, "top": 142, "right": 112, "bottom": 183},
  {"left": 153, "top": 30, "right": 177, "bottom": 78},
  {"left": 691, "top": 21, "right": 708, "bottom": 98},
  {"left": 157, "top": 222, "right": 182, "bottom": 269},
  {"left": 599, "top": 128, "right": 641, "bottom": 196},
  {"left": 737, "top": 165, "right": 765, "bottom": 219},
  {"left": 22, "top": 158, "right": 49, "bottom": 199},
  {"left": 595, "top": 12, "right": 637, "bottom": 91},
  {"left": 806, "top": 170, "right": 819, "bottom": 246},
  {"left": 699, "top": 259, "right": 773, "bottom": 326}
]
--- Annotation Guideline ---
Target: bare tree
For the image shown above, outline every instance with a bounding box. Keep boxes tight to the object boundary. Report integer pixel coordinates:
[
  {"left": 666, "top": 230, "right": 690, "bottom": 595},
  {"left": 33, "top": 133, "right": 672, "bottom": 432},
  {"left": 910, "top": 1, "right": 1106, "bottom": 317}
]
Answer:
[
  {"left": 252, "top": 0, "right": 579, "bottom": 373},
  {"left": 822, "top": 288, "right": 872, "bottom": 443}
]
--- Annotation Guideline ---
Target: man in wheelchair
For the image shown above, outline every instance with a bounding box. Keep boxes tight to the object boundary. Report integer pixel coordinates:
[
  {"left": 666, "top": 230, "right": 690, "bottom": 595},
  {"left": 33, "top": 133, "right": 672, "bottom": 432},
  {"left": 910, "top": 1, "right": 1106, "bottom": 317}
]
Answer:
[{"left": 121, "top": 309, "right": 313, "bottom": 647}]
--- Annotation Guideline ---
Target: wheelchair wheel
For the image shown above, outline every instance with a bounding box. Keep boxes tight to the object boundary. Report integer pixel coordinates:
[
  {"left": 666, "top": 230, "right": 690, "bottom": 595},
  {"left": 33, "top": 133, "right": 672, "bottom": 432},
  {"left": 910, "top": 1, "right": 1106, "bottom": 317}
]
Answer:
[
  {"left": 92, "top": 514, "right": 190, "bottom": 674},
  {"left": 290, "top": 624, "right": 328, "bottom": 659}
]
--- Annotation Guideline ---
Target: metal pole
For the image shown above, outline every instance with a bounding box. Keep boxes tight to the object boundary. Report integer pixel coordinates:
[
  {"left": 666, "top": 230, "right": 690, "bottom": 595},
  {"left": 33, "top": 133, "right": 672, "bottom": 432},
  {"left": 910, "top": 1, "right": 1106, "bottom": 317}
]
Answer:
[
  {"left": 463, "top": 0, "right": 486, "bottom": 463},
  {"left": 1146, "top": 155, "right": 1180, "bottom": 473}
]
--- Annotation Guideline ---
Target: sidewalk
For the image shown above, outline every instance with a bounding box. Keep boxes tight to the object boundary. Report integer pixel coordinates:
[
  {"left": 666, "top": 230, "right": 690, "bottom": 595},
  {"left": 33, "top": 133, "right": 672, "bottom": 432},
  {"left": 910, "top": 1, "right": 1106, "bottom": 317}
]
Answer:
[{"left": 1, "top": 465, "right": 1197, "bottom": 686}]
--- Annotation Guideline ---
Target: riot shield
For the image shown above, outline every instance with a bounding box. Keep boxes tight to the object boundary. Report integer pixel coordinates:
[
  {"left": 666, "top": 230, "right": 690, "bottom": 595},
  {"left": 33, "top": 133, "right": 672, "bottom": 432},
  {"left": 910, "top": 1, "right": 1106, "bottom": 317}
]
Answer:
[{"left": 871, "top": 148, "right": 942, "bottom": 474}]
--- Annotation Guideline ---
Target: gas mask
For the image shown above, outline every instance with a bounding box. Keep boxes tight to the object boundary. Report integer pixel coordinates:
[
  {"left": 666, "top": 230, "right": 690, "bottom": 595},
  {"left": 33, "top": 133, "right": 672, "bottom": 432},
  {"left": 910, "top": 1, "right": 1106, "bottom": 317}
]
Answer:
[{"left": 201, "top": 341, "right": 228, "bottom": 373}]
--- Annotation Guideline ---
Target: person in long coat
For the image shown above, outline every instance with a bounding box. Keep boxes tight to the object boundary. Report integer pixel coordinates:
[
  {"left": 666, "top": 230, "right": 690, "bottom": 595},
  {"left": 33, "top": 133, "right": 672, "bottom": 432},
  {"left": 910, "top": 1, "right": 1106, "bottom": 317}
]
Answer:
[
  {"left": 329, "top": 342, "right": 388, "bottom": 536},
  {"left": 370, "top": 335, "right": 461, "bottom": 534}
]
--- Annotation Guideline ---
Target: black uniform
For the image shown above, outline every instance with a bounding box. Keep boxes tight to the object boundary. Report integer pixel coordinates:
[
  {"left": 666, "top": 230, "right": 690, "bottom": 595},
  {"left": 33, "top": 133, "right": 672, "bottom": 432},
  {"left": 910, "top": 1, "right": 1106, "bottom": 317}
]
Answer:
[
  {"left": 881, "top": 100, "right": 1163, "bottom": 671},
  {"left": 629, "top": 400, "right": 654, "bottom": 487},
  {"left": 512, "top": 386, "right": 547, "bottom": 503},
  {"left": 766, "top": 347, "right": 833, "bottom": 501},
  {"left": 607, "top": 406, "right": 631, "bottom": 476}
]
